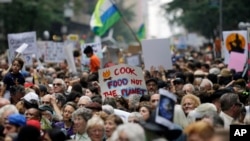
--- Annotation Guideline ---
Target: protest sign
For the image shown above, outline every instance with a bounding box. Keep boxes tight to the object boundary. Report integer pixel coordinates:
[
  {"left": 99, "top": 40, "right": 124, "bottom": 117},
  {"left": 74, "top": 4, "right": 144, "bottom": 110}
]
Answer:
[
  {"left": 64, "top": 43, "right": 77, "bottom": 73},
  {"left": 125, "top": 54, "right": 141, "bottom": 67},
  {"left": 114, "top": 109, "right": 130, "bottom": 123},
  {"left": 44, "top": 42, "right": 65, "bottom": 63},
  {"left": 156, "top": 89, "right": 177, "bottom": 130},
  {"left": 98, "top": 64, "right": 147, "bottom": 98},
  {"left": 37, "top": 41, "right": 49, "bottom": 61},
  {"left": 142, "top": 38, "right": 172, "bottom": 71},
  {"left": 222, "top": 30, "right": 248, "bottom": 65},
  {"left": 228, "top": 52, "right": 247, "bottom": 72},
  {"left": 8, "top": 31, "right": 37, "bottom": 63}
]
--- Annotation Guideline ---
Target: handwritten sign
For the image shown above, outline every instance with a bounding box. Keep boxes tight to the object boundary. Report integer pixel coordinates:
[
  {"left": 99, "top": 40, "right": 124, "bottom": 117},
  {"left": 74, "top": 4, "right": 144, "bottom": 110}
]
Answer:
[
  {"left": 8, "top": 31, "right": 37, "bottom": 64},
  {"left": 125, "top": 54, "right": 141, "bottom": 67},
  {"left": 142, "top": 38, "right": 172, "bottom": 71},
  {"left": 44, "top": 42, "right": 65, "bottom": 63},
  {"left": 228, "top": 52, "right": 247, "bottom": 72},
  {"left": 98, "top": 64, "right": 147, "bottom": 98},
  {"left": 222, "top": 30, "right": 248, "bottom": 64}
]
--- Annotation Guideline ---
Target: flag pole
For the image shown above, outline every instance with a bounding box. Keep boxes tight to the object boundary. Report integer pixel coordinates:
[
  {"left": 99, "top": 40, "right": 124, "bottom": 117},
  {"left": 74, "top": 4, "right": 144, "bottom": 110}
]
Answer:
[{"left": 111, "top": 0, "right": 142, "bottom": 48}]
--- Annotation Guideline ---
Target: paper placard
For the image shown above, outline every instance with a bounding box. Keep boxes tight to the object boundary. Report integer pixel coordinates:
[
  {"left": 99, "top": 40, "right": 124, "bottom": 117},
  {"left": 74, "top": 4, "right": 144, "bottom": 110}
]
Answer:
[
  {"left": 98, "top": 64, "right": 147, "bottom": 98},
  {"left": 15, "top": 43, "right": 28, "bottom": 53},
  {"left": 228, "top": 52, "right": 247, "bottom": 72},
  {"left": 155, "top": 89, "right": 177, "bottom": 130},
  {"left": 125, "top": 54, "right": 141, "bottom": 67},
  {"left": 142, "top": 38, "right": 172, "bottom": 71}
]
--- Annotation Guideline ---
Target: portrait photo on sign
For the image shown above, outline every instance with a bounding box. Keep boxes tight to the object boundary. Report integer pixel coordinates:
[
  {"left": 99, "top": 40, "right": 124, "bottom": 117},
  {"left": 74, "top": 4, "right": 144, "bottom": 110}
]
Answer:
[{"left": 156, "top": 89, "right": 177, "bottom": 129}]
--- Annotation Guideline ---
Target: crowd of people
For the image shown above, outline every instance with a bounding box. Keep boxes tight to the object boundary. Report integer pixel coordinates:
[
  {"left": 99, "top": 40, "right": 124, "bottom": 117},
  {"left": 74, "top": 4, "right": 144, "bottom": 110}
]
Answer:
[{"left": 0, "top": 45, "right": 247, "bottom": 141}]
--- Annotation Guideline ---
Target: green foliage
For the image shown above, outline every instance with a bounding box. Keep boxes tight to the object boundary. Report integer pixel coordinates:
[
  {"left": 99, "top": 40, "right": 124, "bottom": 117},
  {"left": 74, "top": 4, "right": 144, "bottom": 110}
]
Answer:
[
  {"left": 113, "top": 0, "right": 136, "bottom": 43},
  {"left": 164, "top": 0, "right": 250, "bottom": 38},
  {"left": 0, "top": 0, "right": 86, "bottom": 38}
]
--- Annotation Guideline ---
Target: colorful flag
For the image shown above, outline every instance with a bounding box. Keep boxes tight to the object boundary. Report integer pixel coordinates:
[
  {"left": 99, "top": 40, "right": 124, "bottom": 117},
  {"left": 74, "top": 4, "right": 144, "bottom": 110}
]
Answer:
[
  {"left": 137, "top": 24, "right": 145, "bottom": 40},
  {"left": 90, "top": 0, "right": 121, "bottom": 36}
]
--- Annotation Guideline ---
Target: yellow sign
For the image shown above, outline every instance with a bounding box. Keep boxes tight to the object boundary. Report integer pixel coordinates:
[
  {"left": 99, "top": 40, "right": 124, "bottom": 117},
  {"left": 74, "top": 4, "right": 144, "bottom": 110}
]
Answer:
[
  {"left": 67, "top": 34, "right": 79, "bottom": 41},
  {"left": 225, "top": 33, "right": 246, "bottom": 53}
]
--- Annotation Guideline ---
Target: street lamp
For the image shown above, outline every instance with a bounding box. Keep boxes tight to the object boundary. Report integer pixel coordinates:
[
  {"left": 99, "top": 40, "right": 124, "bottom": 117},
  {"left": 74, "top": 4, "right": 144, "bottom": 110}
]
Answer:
[
  {"left": 43, "top": 30, "right": 50, "bottom": 40},
  {"left": 238, "top": 22, "right": 250, "bottom": 30}
]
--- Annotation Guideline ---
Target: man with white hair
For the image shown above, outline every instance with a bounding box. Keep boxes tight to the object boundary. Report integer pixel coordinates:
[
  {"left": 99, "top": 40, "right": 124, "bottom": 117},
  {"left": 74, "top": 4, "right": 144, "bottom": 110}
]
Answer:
[
  {"left": 182, "top": 83, "right": 195, "bottom": 94},
  {"left": 77, "top": 96, "right": 92, "bottom": 108},
  {"left": 200, "top": 78, "right": 213, "bottom": 91},
  {"left": 52, "top": 78, "right": 67, "bottom": 96}
]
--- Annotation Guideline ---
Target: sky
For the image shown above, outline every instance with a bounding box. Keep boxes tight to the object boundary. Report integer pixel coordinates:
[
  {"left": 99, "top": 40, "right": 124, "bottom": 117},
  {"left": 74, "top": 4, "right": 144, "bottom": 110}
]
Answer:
[{"left": 147, "top": 0, "right": 183, "bottom": 38}]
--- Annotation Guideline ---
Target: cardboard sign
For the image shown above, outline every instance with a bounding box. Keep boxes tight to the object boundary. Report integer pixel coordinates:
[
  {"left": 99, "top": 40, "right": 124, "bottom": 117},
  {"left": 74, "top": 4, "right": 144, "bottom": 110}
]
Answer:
[
  {"left": 15, "top": 43, "right": 28, "bottom": 53},
  {"left": 44, "top": 42, "right": 65, "bottom": 63},
  {"left": 125, "top": 54, "right": 141, "bottom": 67},
  {"left": 156, "top": 89, "right": 177, "bottom": 130},
  {"left": 228, "top": 52, "right": 247, "bottom": 72},
  {"left": 8, "top": 31, "right": 37, "bottom": 63},
  {"left": 222, "top": 30, "right": 248, "bottom": 64},
  {"left": 142, "top": 38, "right": 172, "bottom": 71},
  {"left": 98, "top": 64, "right": 147, "bottom": 98}
]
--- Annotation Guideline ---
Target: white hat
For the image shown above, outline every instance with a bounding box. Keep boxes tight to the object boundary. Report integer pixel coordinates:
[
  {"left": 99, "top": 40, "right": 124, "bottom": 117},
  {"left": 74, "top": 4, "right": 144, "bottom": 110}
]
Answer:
[{"left": 22, "top": 92, "right": 39, "bottom": 103}]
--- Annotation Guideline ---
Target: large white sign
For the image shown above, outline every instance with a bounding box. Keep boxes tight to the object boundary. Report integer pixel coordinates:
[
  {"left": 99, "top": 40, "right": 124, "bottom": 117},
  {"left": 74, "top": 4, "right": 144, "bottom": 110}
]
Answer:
[
  {"left": 98, "top": 64, "right": 147, "bottom": 98},
  {"left": 44, "top": 42, "right": 65, "bottom": 63},
  {"left": 8, "top": 31, "right": 37, "bottom": 63},
  {"left": 142, "top": 38, "right": 172, "bottom": 71}
]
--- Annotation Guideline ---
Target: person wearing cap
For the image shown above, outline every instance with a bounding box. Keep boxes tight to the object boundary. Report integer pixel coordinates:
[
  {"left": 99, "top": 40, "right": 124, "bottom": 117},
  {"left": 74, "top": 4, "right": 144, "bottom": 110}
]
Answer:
[
  {"left": 22, "top": 92, "right": 40, "bottom": 110},
  {"left": 0, "top": 58, "right": 25, "bottom": 100},
  {"left": 3, "top": 113, "right": 26, "bottom": 135},
  {"left": 39, "top": 104, "right": 54, "bottom": 130}
]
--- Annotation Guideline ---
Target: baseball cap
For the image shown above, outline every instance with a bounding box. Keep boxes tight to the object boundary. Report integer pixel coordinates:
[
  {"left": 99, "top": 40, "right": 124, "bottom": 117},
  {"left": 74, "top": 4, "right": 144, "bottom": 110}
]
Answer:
[
  {"left": 26, "top": 120, "right": 41, "bottom": 130},
  {"left": 39, "top": 105, "right": 53, "bottom": 114},
  {"left": 6, "top": 114, "right": 26, "bottom": 127},
  {"left": 22, "top": 92, "right": 39, "bottom": 104}
]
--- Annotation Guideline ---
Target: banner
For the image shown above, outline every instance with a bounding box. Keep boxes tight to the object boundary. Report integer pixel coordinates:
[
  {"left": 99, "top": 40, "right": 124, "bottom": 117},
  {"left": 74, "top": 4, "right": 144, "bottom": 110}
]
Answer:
[
  {"left": 44, "top": 42, "right": 65, "bottom": 63},
  {"left": 8, "top": 31, "right": 37, "bottom": 64},
  {"left": 222, "top": 30, "right": 248, "bottom": 66},
  {"left": 98, "top": 64, "right": 147, "bottom": 98},
  {"left": 142, "top": 38, "right": 172, "bottom": 70}
]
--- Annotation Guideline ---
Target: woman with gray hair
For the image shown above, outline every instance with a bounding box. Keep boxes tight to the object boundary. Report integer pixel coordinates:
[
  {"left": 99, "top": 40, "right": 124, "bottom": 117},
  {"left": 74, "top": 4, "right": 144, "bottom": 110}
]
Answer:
[
  {"left": 71, "top": 107, "right": 93, "bottom": 141},
  {"left": 110, "top": 123, "right": 146, "bottom": 141},
  {"left": 128, "top": 112, "right": 144, "bottom": 123}
]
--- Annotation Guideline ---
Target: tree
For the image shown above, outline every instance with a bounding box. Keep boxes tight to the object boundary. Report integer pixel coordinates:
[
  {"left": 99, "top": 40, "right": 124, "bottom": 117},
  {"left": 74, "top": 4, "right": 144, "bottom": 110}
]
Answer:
[
  {"left": 0, "top": 0, "right": 86, "bottom": 39},
  {"left": 164, "top": 0, "right": 250, "bottom": 39}
]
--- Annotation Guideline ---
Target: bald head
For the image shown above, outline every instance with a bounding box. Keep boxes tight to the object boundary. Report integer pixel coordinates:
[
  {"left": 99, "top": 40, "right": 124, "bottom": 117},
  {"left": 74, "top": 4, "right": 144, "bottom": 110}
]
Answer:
[
  {"left": 0, "top": 98, "right": 10, "bottom": 108},
  {"left": 41, "top": 94, "right": 52, "bottom": 105}
]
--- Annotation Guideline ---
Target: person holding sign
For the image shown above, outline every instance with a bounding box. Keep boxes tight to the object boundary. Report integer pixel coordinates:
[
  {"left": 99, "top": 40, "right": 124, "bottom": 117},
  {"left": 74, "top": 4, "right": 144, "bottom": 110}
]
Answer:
[
  {"left": 83, "top": 46, "right": 100, "bottom": 73},
  {"left": 0, "top": 58, "right": 25, "bottom": 100}
]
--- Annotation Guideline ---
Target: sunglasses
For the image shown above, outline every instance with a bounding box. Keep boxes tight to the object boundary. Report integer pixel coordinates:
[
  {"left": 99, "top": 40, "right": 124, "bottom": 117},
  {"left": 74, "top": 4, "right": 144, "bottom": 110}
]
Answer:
[{"left": 53, "top": 83, "right": 62, "bottom": 87}]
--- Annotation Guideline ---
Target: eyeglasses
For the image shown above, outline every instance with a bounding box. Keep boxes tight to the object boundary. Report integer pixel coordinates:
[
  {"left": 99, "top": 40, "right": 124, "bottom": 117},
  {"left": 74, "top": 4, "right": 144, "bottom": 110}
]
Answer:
[{"left": 53, "top": 83, "right": 62, "bottom": 87}]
